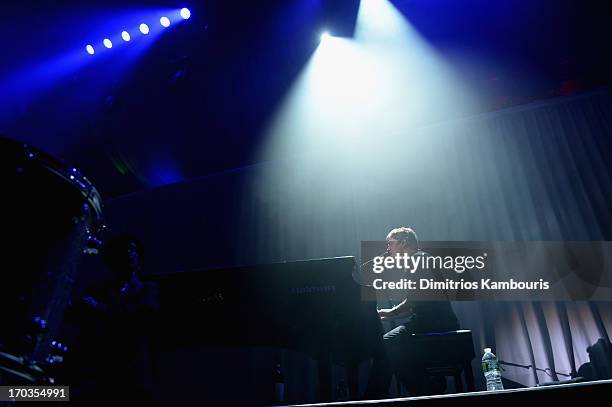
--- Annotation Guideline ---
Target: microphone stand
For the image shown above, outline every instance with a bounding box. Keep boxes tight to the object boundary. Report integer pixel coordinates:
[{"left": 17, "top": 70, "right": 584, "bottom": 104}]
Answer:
[{"left": 499, "top": 360, "right": 572, "bottom": 378}]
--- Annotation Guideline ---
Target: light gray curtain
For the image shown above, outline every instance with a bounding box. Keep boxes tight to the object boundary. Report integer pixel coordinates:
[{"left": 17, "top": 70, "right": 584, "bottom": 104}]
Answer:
[{"left": 104, "top": 88, "right": 612, "bottom": 400}]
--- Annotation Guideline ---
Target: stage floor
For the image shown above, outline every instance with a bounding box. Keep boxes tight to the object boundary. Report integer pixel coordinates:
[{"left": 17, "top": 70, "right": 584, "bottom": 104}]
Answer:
[{"left": 279, "top": 378, "right": 612, "bottom": 407}]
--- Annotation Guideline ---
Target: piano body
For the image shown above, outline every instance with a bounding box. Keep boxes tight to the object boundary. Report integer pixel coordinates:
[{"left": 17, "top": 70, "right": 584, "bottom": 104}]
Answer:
[{"left": 150, "top": 256, "right": 383, "bottom": 401}]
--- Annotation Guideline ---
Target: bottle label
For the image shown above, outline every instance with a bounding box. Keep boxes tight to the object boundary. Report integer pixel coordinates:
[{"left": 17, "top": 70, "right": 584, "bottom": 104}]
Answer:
[{"left": 482, "top": 359, "right": 499, "bottom": 373}]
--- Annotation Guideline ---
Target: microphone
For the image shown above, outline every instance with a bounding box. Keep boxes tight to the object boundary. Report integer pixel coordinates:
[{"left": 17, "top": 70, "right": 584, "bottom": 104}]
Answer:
[
  {"left": 353, "top": 250, "right": 390, "bottom": 287},
  {"left": 360, "top": 250, "right": 390, "bottom": 268}
]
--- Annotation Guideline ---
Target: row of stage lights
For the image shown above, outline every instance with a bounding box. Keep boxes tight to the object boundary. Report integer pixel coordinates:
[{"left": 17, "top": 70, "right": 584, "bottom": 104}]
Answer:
[{"left": 85, "top": 8, "right": 191, "bottom": 55}]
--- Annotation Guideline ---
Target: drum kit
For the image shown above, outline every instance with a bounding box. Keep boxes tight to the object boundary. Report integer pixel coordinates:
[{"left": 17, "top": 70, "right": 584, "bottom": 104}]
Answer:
[{"left": 0, "top": 135, "right": 103, "bottom": 384}]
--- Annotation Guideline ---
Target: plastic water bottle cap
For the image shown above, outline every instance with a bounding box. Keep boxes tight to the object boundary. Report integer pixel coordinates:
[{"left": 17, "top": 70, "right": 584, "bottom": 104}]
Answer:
[{"left": 484, "top": 348, "right": 492, "bottom": 353}]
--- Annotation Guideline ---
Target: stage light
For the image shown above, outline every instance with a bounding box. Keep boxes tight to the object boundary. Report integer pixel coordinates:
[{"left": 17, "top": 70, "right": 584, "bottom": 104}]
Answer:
[
  {"left": 139, "top": 23, "right": 150, "bottom": 34},
  {"left": 121, "top": 31, "right": 131, "bottom": 42},
  {"left": 180, "top": 8, "right": 191, "bottom": 20},
  {"left": 160, "top": 16, "right": 170, "bottom": 27},
  {"left": 320, "top": 31, "right": 331, "bottom": 41},
  {"left": 103, "top": 38, "right": 112, "bottom": 49},
  {"left": 85, "top": 45, "right": 94, "bottom": 55}
]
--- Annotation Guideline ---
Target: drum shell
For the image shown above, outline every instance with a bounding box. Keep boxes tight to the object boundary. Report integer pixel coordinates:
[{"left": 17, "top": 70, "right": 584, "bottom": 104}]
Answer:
[{"left": 0, "top": 137, "right": 101, "bottom": 364}]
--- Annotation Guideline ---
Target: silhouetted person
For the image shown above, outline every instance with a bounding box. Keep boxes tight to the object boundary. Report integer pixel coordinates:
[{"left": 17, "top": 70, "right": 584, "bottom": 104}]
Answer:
[
  {"left": 69, "top": 234, "right": 159, "bottom": 404},
  {"left": 577, "top": 338, "right": 612, "bottom": 381}
]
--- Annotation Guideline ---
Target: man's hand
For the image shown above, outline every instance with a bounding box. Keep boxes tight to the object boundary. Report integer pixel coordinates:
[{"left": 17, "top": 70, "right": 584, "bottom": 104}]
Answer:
[
  {"left": 377, "top": 308, "right": 396, "bottom": 320},
  {"left": 81, "top": 296, "right": 109, "bottom": 313},
  {"left": 82, "top": 296, "right": 98, "bottom": 309},
  {"left": 378, "top": 301, "right": 415, "bottom": 320}
]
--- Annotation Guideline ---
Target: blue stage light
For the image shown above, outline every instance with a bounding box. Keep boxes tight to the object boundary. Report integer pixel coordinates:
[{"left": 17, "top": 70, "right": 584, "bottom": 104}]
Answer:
[
  {"left": 139, "top": 23, "right": 150, "bottom": 34},
  {"left": 103, "top": 38, "right": 113, "bottom": 48},
  {"left": 85, "top": 45, "right": 95, "bottom": 55},
  {"left": 320, "top": 31, "right": 331, "bottom": 41},
  {"left": 121, "top": 30, "right": 131, "bottom": 42},
  {"left": 160, "top": 16, "right": 170, "bottom": 27},
  {"left": 180, "top": 8, "right": 191, "bottom": 20}
]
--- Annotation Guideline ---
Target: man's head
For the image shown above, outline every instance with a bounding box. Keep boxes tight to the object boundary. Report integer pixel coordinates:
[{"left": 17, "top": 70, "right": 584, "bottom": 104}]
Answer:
[
  {"left": 102, "top": 233, "right": 144, "bottom": 281},
  {"left": 386, "top": 227, "right": 419, "bottom": 256}
]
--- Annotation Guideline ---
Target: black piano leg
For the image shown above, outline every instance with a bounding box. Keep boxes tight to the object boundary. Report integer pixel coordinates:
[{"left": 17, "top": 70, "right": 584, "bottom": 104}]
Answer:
[
  {"left": 318, "top": 359, "right": 332, "bottom": 401},
  {"left": 464, "top": 362, "right": 476, "bottom": 392},
  {"left": 454, "top": 373, "right": 464, "bottom": 393},
  {"left": 347, "top": 363, "right": 359, "bottom": 400}
]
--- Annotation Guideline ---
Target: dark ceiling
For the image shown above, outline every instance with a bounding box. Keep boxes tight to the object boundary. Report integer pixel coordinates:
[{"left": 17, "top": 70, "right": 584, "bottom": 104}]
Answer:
[{"left": 1, "top": 0, "right": 611, "bottom": 199}]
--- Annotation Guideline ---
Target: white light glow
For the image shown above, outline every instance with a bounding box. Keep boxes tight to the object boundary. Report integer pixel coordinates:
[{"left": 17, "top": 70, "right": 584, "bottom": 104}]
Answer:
[
  {"left": 261, "top": 0, "right": 481, "bottom": 158},
  {"left": 180, "top": 8, "right": 191, "bottom": 20}
]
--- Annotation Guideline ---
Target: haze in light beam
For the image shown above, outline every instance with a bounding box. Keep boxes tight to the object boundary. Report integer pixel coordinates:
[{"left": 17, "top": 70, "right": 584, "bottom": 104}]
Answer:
[
  {"left": 251, "top": 0, "right": 490, "bottom": 254},
  {"left": 260, "top": 0, "right": 482, "bottom": 161}
]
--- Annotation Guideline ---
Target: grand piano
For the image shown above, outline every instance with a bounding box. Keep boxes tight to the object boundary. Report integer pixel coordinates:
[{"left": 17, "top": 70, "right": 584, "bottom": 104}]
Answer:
[{"left": 150, "top": 256, "right": 383, "bottom": 401}]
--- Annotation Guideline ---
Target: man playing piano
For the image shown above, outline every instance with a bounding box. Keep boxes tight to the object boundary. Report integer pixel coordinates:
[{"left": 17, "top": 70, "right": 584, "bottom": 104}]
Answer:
[{"left": 364, "top": 227, "right": 460, "bottom": 398}]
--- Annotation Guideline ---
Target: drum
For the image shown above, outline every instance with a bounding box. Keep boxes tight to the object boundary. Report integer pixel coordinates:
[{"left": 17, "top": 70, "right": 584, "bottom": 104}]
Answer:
[{"left": 0, "top": 136, "right": 102, "bottom": 377}]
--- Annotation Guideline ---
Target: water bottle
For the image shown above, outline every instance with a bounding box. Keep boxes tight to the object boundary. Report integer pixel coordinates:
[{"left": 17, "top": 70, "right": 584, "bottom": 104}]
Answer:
[{"left": 482, "top": 348, "right": 504, "bottom": 391}]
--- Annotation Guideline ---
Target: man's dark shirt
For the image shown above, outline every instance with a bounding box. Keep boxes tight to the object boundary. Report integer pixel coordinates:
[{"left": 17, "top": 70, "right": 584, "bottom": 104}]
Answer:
[{"left": 393, "top": 250, "right": 460, "bottom": 334}]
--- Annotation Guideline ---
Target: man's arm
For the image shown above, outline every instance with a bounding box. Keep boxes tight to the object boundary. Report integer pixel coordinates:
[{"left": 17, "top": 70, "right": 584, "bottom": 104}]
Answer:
[{"left": 377, "top": 299, "right": 414, "bottom": 320}]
